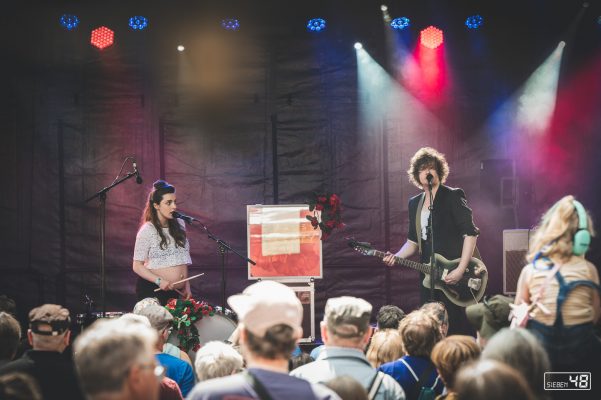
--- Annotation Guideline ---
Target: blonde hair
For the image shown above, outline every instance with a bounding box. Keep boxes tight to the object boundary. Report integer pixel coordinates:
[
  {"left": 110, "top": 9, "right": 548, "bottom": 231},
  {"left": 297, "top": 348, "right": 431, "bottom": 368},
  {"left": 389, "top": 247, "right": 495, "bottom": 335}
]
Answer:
[
  {"left": 366, "top": 329, "right": 404, "bottom": 368},
  {"left": 431, "top": 335, "right": 480, "bottom": 390},
  {"left": 527, "top": 195, "right": 595, "bottom": 263},
  {"left": 399, "top": 310, "right": 442, "bottom": 357}
]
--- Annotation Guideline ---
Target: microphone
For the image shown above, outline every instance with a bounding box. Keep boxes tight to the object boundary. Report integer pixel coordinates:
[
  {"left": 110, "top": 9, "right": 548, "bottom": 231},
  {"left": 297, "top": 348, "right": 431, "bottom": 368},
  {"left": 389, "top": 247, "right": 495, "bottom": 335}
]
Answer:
[
  {"left": 426, "top": 173, "right": 433, "bottom": 183},
  {"left": 172, "top": 211, "right": 196, "bottom": 224},
  {"left": 132, "top": 159, "right": 143, "bottom": 184}
]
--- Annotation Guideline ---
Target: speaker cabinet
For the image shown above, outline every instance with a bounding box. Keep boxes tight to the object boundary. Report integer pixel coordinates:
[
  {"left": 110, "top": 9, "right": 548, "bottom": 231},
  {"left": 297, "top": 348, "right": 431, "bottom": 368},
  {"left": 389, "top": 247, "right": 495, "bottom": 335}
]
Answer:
[{"left": 503, "top": 229, "right": 533, "bottom": 294}]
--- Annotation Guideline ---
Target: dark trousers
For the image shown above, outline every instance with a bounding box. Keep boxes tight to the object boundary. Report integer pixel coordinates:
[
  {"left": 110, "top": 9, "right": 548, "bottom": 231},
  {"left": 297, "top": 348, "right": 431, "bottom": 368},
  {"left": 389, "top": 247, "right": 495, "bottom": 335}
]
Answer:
[
  {"left": 136, "top": 277, "right": 179, "bottom": 306},
  {"left": 420, "top": 242, "right": 474, "bottom": 336}
]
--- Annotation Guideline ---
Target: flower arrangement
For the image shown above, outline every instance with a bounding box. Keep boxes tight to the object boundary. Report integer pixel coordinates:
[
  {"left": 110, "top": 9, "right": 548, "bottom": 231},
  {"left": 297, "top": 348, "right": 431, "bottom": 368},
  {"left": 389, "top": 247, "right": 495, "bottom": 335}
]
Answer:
[
  {"left": 306, "top": 192, "right": 344, "bottom": 240},
  {"left": 165, "top": 298, "right": 214, "bottom": 352}
]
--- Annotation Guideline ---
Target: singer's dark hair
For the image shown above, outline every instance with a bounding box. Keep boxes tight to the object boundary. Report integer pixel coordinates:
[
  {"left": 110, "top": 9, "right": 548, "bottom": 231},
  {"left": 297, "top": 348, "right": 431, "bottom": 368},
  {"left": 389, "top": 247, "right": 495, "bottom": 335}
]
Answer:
[
  {"left": 141, "top": 180, "right": 186, "bottom": 249},
  {"left": 407, "top": 147, "right": 449, "bottom": 189}
]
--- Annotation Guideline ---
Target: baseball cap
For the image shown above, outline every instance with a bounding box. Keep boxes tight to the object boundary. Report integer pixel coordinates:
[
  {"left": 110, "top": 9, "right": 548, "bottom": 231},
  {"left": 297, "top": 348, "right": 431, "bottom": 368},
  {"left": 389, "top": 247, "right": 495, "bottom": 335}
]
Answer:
[
  {"left": 466, "top": 295, "right": 512, "bottom": 340},
  {"left": 29, "top": 304, "right": 71, "bottom": 336},
  {"left": 324, "top": 296, "right": 372, "bottom": 338},
  {"left": 227, "top": 280, "right": 303, "bottom": 338}
]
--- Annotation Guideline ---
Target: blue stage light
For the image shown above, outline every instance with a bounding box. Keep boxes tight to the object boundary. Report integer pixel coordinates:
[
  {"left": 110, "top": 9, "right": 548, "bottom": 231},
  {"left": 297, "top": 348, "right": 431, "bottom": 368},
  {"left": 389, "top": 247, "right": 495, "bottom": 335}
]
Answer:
[
  {"left": 221, "top": 19, "right": 240, "bottom": 31},
  {"left": 391, "top": 17, "right": 410, "bottom": 30},
  {"left": 129, "top": 16, "right": 148, "bottom": 30},
  {"left": 465, "top": 15, "right": 483, "bottom": 29},
  {"left": 60, "top": 14, "right": 80, "bottom": 31},
  {"left": 307, "top": 18, "right": 326, "bottom": 32}
]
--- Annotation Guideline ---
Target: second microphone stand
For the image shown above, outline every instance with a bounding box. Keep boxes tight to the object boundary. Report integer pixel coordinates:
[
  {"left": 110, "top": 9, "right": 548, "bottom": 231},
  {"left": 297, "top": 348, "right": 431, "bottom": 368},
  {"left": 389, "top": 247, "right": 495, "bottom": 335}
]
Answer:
[{"left": 182, "top": 216, "right": 256, "bottom": 310}]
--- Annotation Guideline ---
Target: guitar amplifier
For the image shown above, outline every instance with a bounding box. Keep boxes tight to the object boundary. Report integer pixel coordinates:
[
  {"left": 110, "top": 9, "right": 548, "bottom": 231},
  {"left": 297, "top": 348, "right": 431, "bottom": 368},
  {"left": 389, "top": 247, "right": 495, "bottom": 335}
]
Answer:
[{"left": 503, "top": 229, "right": 533, "bottom": 294}]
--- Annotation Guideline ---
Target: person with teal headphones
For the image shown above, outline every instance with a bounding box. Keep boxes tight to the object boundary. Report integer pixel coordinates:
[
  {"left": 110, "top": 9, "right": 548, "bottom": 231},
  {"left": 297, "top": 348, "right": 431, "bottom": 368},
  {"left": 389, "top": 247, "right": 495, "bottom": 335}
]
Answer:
[{"left": 514, "top": 195, "right": 600, "bottom": 396}]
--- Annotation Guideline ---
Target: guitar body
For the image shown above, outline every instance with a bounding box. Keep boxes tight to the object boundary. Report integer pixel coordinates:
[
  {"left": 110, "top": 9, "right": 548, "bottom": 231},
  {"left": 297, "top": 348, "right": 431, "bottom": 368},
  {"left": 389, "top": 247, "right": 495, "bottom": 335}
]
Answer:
[{"left": 420, "top": 254, "right": 488, "bottom": 307}]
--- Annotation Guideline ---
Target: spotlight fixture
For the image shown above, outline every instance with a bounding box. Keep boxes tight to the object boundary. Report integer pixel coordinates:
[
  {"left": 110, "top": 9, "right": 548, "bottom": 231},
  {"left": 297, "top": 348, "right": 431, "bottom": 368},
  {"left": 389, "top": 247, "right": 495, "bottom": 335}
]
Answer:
[
  {"left": 90, "top": 26, "right": 114, "bottom": 50},
  {"left": 59, "top": 14, "right": 80, "bottom": 31},
  {"left": 221, "top": 18, "right": 240, "bottom": 31},
  {"left": 354, "top": 42, "right": 363, "bottom": 50},
  {"left": 129, "top": 16, "right": 148, "bottom": 31},
  {"left": 465, "top": 14, "right": 484, "bottom": 29},
  {"left": 177, "top": 45, "right": 185, "bottom": 52},
  {"left": 391, "top": 17, "right": 411, "bottom": 30},
  {"left": 380, "top": 5, "right": 388, "bottom": 12},
  {"left": 420, "top": 26, "right": 444, "bottom": 49},
  {"left": 307, "top": 18, "right": 326, "bottom": 32}
]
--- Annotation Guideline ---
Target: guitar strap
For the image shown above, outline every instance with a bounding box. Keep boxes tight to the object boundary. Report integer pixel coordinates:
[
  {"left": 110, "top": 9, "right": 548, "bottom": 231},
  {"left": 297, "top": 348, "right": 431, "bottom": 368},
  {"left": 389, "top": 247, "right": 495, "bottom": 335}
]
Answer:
[
  {"left": 416, "top": 193, "right": 425, "bottom": 256},
  {"left": 415, "top": 192, "right": 482, "bottom": 261}
]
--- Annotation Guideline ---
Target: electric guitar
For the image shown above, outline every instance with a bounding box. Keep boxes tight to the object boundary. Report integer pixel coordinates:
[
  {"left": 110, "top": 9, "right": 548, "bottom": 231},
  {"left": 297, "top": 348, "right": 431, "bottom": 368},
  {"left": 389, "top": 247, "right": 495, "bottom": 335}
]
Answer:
[{"left": 347, "top": 239, "right": 488, "bottom": 307}]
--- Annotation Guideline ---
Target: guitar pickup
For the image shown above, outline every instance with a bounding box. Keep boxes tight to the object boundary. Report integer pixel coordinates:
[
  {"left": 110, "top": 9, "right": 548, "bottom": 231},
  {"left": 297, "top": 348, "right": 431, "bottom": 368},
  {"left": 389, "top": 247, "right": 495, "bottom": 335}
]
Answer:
[{"left": 467, "top": 278, "right": 482, "bottom": 291}]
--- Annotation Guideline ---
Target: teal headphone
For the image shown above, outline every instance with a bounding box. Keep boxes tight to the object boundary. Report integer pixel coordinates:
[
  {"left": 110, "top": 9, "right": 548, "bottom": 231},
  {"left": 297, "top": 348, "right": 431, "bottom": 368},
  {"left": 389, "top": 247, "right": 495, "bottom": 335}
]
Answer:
[{"left": 572, "top": 200, "right": 590, "bottom": 256}]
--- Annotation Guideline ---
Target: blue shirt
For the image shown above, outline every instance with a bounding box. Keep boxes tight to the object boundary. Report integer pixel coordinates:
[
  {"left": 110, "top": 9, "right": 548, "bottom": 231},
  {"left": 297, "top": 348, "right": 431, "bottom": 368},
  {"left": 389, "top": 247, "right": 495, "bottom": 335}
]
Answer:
[
  {"left": 156, "top": 353, "right": 195, "bottom": 397},
  {"left": 379, "top": 356, "right": 443, "bottom": 400}
]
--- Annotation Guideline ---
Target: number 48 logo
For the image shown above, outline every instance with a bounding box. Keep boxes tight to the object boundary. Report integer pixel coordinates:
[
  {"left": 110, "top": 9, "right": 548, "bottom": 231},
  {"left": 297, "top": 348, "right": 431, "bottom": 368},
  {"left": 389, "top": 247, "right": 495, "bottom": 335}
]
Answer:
[{"left": 569, "top": 374, "right": 590, "bottom": 389}]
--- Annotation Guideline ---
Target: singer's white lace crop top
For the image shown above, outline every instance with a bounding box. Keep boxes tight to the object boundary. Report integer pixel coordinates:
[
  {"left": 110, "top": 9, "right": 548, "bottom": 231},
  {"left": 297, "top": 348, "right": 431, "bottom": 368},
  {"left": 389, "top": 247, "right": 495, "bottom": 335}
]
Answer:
[{"left": 133, "top": 221, "right": 192, "bottom": 269}]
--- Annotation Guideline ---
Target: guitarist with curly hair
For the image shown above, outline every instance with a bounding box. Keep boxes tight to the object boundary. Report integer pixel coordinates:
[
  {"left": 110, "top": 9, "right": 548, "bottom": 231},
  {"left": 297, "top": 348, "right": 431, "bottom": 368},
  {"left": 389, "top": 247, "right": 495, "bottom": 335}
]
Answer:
[{"left": 383, "top": 147, "right": 481, "bottom": 335}]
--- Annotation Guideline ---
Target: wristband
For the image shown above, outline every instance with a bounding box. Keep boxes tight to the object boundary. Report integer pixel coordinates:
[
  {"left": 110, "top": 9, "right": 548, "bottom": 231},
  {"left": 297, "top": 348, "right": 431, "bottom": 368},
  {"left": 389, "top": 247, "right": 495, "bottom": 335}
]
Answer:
[{"left": 155, "top": 277, "right": 162, "bottom": 287}]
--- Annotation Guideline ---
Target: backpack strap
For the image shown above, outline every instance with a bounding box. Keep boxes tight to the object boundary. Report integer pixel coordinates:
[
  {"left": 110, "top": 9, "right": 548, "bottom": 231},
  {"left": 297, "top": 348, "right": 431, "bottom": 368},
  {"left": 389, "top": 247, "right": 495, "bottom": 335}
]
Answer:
[
  {"left": 415, "top": 363, "right": 436, "bottom": 391},
  {"left": 244, "top": 370, "right": 274, "bottom": 400},
  {"left": 367, "top": 372, "right": 386, "bottom": 400},
  {"left": 400, "top": 359, "right": 436, "bottom": 399},
  {"left": 416, "top": 193, "right": 426, "bottom": 255}
]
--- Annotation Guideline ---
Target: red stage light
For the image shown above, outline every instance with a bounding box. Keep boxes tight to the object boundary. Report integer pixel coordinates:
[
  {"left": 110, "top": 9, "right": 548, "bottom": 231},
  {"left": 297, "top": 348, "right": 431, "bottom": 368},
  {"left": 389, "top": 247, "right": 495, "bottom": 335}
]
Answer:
[
  {"left": 420, "top": 26, "right": 444, "bottom": 49},
  {"left": 90, "top": 26, "right": 114, "bottom": 50}
]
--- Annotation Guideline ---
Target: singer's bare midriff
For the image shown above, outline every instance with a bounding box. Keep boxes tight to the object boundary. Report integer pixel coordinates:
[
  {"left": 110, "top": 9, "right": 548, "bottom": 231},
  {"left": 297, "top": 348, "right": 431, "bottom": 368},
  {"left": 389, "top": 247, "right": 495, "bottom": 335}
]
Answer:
[{"left": 154, "top": 264, "right": 188, "bottom": 288}]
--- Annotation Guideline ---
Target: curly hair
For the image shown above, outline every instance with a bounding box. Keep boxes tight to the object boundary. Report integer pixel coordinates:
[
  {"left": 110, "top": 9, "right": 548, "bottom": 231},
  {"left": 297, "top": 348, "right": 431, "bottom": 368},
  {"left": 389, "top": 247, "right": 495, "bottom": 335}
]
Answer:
[
  {"left": 527, "top": 195, "right": 595, "bottom": 263},
  {"left": 141, "top": 180, "right": 187, "bottom": 250},
  {"left": 407, "top": 147, "right": 450, "bottom": 189}
]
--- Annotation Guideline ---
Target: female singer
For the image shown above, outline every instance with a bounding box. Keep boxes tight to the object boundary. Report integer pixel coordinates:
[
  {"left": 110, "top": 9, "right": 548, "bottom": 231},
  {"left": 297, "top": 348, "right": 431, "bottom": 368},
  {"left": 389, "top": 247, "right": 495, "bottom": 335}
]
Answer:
[{"left": 133, "top": 180, "right": 192, "bottom": 305}]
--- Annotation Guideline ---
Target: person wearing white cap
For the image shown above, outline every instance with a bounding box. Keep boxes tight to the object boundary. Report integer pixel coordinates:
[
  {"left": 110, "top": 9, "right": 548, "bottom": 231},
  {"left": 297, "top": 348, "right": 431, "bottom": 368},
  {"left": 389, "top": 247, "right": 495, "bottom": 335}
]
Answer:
[
  {"left": 186, "top": 280, "right": 340, "bottom": 400},
  {"left": 291, "top": 296, "right": 405, "bottom": 400}
]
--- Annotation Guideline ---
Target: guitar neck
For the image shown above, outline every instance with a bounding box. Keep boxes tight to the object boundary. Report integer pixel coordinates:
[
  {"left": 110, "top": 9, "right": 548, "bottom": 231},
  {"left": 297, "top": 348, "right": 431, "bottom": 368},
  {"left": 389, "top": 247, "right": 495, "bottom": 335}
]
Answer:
[{"left": 370, "top": 249, "right": 431, "bottom": 274}]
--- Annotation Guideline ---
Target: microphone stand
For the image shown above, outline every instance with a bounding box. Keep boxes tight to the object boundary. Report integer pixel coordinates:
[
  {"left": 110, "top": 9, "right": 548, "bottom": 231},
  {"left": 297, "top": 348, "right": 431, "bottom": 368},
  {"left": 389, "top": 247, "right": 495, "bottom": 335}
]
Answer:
[
  {"left": 182, "top": 217, "right": 256, "bottom": 311},
  {"left": 427, "top": 180, "right": 436, "bottom": 302},
  {"left": 85, "top": 170, "right": 138, "bottom": 318}
]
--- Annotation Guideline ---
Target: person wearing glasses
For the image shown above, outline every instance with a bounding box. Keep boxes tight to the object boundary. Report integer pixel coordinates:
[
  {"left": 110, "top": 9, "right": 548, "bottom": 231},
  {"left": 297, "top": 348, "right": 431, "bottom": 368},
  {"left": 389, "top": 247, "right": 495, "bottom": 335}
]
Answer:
[
  {"left": 73, "top": 317, "right": 162, "bottom": 400},
  {"left": 135, "top": 305, "right": 196, "bottom": 397}
]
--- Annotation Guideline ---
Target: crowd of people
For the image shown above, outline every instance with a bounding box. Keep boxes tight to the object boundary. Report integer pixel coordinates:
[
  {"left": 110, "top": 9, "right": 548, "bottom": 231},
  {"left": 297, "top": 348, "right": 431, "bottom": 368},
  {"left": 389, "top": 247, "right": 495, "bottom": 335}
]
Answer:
[{"left": 0, "top": 193, "right": 599, "bottom": 400}]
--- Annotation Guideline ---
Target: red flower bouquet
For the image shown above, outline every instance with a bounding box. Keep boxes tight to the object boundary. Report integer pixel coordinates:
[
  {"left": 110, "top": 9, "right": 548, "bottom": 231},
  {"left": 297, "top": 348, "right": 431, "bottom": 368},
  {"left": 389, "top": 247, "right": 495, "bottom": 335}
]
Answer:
[
  {"left": 165, "top": 298, "right": 214, "bottom": 352},
  {"left": 306, "top": 192, "right": 345, "bottom": 240}
]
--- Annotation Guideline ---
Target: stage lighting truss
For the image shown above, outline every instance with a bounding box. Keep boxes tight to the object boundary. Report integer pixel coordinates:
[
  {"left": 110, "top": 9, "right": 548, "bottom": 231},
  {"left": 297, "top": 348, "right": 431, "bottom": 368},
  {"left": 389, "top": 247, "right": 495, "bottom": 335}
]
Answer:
[
  {"left": 90, "top": 26, "right": 114, "bottom": 50},
  {"left": 60, "top": 14, "right": 80, "bottom": 31},
  {"left": 391, "top": 17, "right": 410, "bottom": 30},
  {"left": 420, "top": 26, "right": 444, "bottom": 49},
  {"left": 307, "top": 18, "right": 326, "bottom": 32},
  {"left": 129, "top": 16, "right": 148, "bottom": 31},
  {"left": 221, "top": 18, "right": 240, "bottom": 31},
  {"left": 465, "top": 14, "right": 483, "bottom": 29}
]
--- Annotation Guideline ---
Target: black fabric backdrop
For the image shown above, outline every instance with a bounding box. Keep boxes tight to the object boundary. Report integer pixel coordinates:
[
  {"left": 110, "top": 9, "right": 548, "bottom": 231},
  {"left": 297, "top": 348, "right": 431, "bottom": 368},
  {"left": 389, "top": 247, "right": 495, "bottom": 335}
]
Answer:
[{"left": 1, "top": 0, "right": 600, "bottom": 333}]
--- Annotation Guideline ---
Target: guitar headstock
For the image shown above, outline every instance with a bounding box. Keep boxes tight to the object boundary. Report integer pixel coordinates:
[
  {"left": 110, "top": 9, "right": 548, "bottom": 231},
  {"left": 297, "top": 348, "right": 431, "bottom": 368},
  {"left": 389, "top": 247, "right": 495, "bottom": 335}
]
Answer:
[{"left": 346, "top": 237, "right": 376, "bottom": 256}]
